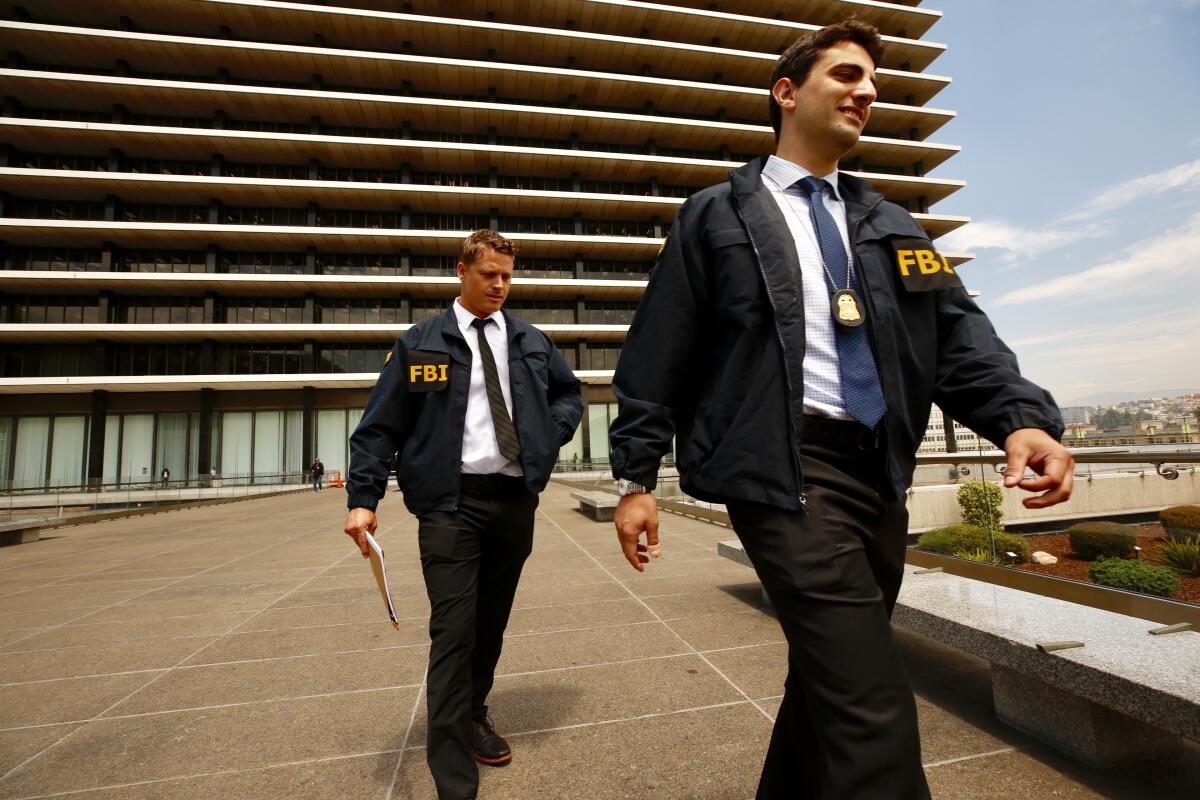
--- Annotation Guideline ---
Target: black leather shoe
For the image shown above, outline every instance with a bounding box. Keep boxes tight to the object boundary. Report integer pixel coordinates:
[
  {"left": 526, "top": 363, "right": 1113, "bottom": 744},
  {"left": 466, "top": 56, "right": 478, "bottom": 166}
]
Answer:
[{"left": 471, "top": 717, "right": 512, "bottom": 766}]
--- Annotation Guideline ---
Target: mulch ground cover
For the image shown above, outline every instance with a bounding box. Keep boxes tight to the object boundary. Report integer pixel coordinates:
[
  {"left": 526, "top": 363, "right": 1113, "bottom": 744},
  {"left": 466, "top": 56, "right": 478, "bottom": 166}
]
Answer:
[{"left": 1015, "top": 523, "right": 1200, "bottom": 605}]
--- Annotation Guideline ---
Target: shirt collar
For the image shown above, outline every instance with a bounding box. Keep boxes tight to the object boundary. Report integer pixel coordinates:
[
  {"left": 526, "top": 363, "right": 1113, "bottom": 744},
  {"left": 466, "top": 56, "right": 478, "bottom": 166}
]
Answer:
[
  {"left": 453, "top": 298, "right": 506, "bottom": 335},
  {"left": 762, "top": 155, "right": 841, "bottom": 200}
]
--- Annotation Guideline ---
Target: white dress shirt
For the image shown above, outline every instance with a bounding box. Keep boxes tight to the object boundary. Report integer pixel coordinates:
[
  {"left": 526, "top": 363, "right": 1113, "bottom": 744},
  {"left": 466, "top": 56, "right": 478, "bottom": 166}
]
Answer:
[
  {"left": 760, "top": 155, "right": 855, "bottom": 421},
  {"left": 452, "top": 299, "right": 523, "bottom": 476}
]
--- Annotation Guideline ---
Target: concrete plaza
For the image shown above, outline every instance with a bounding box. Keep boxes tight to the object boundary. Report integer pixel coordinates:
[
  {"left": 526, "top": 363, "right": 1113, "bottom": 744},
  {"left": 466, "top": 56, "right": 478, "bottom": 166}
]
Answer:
[{"left": 0, "top": 484, "right": 1196, "bottom": 799}]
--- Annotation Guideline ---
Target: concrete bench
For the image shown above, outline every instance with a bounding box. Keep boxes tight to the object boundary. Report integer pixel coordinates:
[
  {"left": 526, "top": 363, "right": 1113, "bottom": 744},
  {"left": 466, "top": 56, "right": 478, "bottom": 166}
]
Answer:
[
  {"left": 719, "top": 539, "right": 1200, "bottom": 767},
  {"left": 571, "top": 491, "right": 620, "bottom": 522},
  {"left": 0, "top": 520, "right": 46, "bottom": 546}
]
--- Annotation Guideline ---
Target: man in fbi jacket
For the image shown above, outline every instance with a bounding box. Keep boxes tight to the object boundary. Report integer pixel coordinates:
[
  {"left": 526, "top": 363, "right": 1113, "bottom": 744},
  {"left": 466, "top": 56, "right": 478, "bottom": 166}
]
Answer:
[
  {"left": 609, "top": 20, "right": 1074, "bottom": 800},
  {"left": 344, "top": 229, "right": 582, "bottom": 800}
]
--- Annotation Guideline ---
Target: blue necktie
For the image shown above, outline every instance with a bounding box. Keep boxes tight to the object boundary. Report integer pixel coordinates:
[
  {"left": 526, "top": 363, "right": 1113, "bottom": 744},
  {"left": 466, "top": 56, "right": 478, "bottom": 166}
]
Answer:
[{"left": 798, "top": 176, "right": 887, "bottom": 429}]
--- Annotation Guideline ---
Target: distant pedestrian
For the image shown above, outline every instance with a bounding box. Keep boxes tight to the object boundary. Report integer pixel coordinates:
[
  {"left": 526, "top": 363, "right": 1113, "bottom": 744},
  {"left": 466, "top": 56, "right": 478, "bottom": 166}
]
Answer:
[
  {"left": 160, "top": 467, "right": 170, "bottom": 486},
  {"left": 311, "top": 458, "right": 325, "bottom": 492}
]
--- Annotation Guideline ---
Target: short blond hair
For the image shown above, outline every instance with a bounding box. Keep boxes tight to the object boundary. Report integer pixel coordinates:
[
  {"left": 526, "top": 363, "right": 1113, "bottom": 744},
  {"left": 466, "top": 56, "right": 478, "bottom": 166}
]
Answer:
[{"left": 459, "top": 229, "right": 517, "bottom": 267}]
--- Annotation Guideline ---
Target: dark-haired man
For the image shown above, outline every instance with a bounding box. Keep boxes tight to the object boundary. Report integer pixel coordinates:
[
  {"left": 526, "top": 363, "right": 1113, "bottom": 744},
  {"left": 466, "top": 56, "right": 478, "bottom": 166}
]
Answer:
[
  {"left": 344, "top": 230, "right": 582, "bottom": 800},
  {"left": 610, "top": 20, "right": 1073, "bottom": 799}
]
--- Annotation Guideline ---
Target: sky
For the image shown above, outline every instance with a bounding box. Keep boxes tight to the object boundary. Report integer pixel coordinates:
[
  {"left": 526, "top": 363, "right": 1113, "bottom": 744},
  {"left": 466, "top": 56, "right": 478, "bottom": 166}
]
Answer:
[{"left": 927, "top": 0, "right": 1200, "bottom": 406}]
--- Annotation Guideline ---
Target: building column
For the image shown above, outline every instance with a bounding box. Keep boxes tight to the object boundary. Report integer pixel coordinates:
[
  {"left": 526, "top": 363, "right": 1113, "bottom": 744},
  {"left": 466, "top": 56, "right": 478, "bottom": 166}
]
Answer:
[
  {"left": 86, "top": 390, "right": 107, "bottom": 489},
  {"left": 302, "top": 386, "right": 316, "bottom": 469},
  {"left": 197, "top": 387, "right": 215, "bottom": 476}
]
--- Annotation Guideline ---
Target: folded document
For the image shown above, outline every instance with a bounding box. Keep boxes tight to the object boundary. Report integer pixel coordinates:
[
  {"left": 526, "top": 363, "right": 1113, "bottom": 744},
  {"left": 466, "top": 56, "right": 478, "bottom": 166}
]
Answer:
[{"left": 365, "top": 531, "right": 400, "bottom": 630}]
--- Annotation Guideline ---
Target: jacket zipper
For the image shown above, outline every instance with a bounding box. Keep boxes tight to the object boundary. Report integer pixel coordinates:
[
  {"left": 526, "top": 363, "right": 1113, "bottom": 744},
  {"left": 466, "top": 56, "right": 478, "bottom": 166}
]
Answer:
[{"left": 733, "top": 188, "right": 807, "bottom": 510}]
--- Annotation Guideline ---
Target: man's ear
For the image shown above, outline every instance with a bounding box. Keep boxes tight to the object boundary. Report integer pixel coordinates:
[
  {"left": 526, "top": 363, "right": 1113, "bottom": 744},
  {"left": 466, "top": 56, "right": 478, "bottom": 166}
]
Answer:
[
  {"left": 771, "top": 77, "right": 797, "bottom": 113},
  {"left": 456, "top": 261, "right": 468, "bottom": 279}
]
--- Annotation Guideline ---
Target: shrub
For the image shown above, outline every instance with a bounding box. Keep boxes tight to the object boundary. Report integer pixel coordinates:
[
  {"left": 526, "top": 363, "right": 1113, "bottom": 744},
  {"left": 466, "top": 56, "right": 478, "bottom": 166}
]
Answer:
[
  {"left": 957, "top": 481, "right": 1004, "bottom": 531},
  {"left": 916, "top": 523, "right": 1030, "bottom": 562},
  {"left": 953, "top": 546, "right": 1005, "bottom": 566},
  {"left": 1153, "top": 536, "right": 1200, "bottom": 577},
  {"left": 1067, "top": 521, "right": 1136, "bottom": 561},
  {"left": 1159, "top": 505, "right": 1200, "bottom": 542},
  {"left": 1088, "top": 557, "right": 1179, "bottom": 598}
]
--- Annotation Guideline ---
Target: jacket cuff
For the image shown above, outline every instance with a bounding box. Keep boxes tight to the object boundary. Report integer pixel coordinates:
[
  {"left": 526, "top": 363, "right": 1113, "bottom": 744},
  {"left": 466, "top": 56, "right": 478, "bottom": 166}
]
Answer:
[
  {"left": 347, "top": 492, "right": 381, "bottom": 512},
  {"left": 991, "top": 407, "right": 1066, "bottom": 447}
]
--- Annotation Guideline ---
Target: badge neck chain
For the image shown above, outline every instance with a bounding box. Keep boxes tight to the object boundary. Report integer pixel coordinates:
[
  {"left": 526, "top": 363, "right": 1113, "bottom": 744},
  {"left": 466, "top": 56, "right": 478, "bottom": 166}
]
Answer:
[{"left": 795, "top": 194, "right": 865, "bottom": 329}]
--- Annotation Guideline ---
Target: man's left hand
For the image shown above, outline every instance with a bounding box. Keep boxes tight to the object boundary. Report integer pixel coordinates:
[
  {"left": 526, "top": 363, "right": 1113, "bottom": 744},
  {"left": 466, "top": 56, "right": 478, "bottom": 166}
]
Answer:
[{"left": 1002, "top": 428, "right": 1075, "bottom": 509}]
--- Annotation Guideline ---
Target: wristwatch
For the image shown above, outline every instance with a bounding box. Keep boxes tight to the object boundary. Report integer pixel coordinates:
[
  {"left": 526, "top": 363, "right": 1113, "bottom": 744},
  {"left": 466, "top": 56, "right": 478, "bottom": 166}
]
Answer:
[{"left": 617, "top": 478, "right": 650, "bottom": 496}]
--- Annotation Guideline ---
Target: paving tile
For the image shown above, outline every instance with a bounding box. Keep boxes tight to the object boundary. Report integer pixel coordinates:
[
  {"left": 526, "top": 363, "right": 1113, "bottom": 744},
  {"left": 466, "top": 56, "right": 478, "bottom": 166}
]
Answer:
[
  {"left": 0, "top": 723, "right": 81, "bottom": 775},
  {"left": 0, "top": 688, "right": 419, "bottom": 797},
  {"left": 0, "top": 587, "right": 148, "bottom": 614},
  {"left": 640, "top": 584, "right": 766, "bottom": 619},
  {"left": 924, "top": 749, "right": 1111, "bottom": 799},
  {"left": 411, "top": 654, "right": 742, "bottom": 745},
  {"left": 106, "top": 647, "right": 428, "bottom": 717},
  {"left": 182, "top": 620, "right": 427, "bottom": 666},
  {"left": 496, "top": 621, "right": 688, "bottom": 674},
  {"left": 1, "top": 612, "right": 252, "bottom": 651},
  {"left": 0, "top": 636, "right": 218, "bottom": 682},
  {"left": 665, "top": 608, "right": 786, "bottom": 652},
  {"left": 512, "top": 580, "right": 629, "bottom": 606},
  {"left": 237, "top": 597, "right": 431, "bottom": 632},
  {"left": 703, "top": 642, "right": 788, "bottom": 701},
  {"left": 0, "top": 671, "right": 162, "bottom": 727},
  {"left": 394, "top": 701, "right": 770, "bottom": 800},
  {"left": 18, "top": 752, "right": 399, "bottom": 800},
  {"left": 504, "top": 598, "right": 655, "bottom": 636}
]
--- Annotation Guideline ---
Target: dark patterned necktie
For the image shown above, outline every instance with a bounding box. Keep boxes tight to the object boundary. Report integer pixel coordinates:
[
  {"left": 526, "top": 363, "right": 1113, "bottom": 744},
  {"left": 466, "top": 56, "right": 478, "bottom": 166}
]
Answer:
[
  {"left": 798, "top": 176, "right": 887, "bottom": 428},
  {"left": 470, "top": 317, "right": 521, "bottom": 462}
]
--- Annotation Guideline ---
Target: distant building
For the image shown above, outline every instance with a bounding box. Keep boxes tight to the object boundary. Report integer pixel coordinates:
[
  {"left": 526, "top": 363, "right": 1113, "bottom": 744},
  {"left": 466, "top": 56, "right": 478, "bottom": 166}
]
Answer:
[
  {"left": 1059, "top": 406, "right": 1091, "bottom": 426},
  {"left": 918, "top": 406, "right": 998, "bottom": 453}
]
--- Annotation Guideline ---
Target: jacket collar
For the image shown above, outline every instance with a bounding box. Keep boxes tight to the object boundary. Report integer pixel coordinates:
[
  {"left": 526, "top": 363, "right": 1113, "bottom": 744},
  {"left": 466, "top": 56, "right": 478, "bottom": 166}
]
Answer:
[
  {"left": 414, "top": 306, "right": 534, "bottom": 362},
  {"left": 730, "top": 156, "right": 921, "bottom": 242}
]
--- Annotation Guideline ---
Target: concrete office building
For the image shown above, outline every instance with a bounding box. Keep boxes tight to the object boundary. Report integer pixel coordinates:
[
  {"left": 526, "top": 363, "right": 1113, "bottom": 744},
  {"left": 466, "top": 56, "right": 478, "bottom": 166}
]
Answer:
[{"left": 0, "top": 0, "right": 969, "bottom": 488}]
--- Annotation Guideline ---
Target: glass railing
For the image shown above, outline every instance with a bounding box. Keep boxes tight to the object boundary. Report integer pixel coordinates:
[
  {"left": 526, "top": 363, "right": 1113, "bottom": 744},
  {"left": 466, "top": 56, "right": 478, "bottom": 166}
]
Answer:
[
  {"left": 0, "top": 471, "right": 316, "bottom": 524},
  {"left": 555, "top": 448, "right": 1200, "bottom": 609}
]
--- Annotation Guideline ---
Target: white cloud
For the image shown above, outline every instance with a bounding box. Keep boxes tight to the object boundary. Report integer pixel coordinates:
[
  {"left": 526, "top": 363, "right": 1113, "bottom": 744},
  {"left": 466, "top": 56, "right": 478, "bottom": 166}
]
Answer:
[
  {"left": 944, "top": 157, "right": 1200, "bottom": 262},
  {"left": 994, "top": 210, "right": 1200, "bottom": 306},
  {"left": 939, "top": 219, "right": 1103, "bottom": 262},
  {"left": 1062, "top": 158, "right": 1200, "bottom": 222}
]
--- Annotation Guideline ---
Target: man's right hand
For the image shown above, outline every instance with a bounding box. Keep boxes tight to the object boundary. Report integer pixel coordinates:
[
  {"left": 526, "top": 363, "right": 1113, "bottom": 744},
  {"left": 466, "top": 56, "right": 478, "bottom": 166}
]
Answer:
[
  {"left": 615, "top": 493, "right": 659, "bottom": 573},
  {"left": 343, "top": 507, "right": 378, "bottom": 558}
]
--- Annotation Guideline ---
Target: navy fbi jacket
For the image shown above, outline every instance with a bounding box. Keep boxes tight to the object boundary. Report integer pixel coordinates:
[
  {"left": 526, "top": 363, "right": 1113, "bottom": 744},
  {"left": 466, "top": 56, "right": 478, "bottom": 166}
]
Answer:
[
  {"left": 609, "top": 157, "right": 1065, "bottom": 511},
  {"left": 347, "top": 307, "right": 583, "bottom": 515}
]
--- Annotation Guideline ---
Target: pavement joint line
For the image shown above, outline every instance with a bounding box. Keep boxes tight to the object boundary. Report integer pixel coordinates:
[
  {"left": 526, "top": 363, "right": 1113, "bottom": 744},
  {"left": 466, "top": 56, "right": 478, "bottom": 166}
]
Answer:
[
  {"left": 398, "top": 699, "right": 759, "bottom": 752},
  {"left": 699, "top": 640, "right": 789, "bottom": 655},
  {"left": 922, "top": 746, "right": 1018, "bottom": 770},
  {"left": 494, "top": 651, "right": 696, "bottom": 681},
  {"left": 0, "top": 630, "right": 237, "bottom": 657},
  {"left": 504, "top": 618, "right": 665, "bottom": 640},
  {"left": 0, "top": 682, "right": 426, "bottom": 733},
  {"left": 0, "top": 502, "right": 330, "bottom": 651},
  {"left": 0, "top": 504, "right": 374, "bottom": 784},
  {"left": 0, "top": 511, "right": 266, "bottom": 598},
  {"left": 384, "top": 656, "right": 428, "bottom": 800},
  {"left": 0, "top": 749, "right": 405, "bottom": 800},
  {"left": 537, "top": 507, "right": 777, "bottom": 723}
]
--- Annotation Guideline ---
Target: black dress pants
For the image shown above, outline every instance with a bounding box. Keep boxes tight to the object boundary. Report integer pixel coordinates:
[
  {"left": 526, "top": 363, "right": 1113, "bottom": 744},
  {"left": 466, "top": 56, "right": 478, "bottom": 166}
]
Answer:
[
  {"left": 726, "top": 439, "right": 930, "bottom": 800},
  {"left": 417, "top": 474, "right": 537, "bottom": 800}
]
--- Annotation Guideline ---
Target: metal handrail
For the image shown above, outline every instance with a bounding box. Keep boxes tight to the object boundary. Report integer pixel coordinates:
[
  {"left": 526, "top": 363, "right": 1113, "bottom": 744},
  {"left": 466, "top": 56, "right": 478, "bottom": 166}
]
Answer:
[{"left": 916, "top": 448, "right": 1200, "bottom": 481}]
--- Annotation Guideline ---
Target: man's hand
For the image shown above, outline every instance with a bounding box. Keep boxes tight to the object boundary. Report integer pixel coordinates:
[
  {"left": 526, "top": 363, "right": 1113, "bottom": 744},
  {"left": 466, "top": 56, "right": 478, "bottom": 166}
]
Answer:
[
  {"left": 343, "top": 507, "right": 378, "bottom": 558},
  {"left": 1002, "top": 428, "right": 1075, "bottom": 509},
  {"left": 615, "top": 493, "right": 659, "bottom": 572}
]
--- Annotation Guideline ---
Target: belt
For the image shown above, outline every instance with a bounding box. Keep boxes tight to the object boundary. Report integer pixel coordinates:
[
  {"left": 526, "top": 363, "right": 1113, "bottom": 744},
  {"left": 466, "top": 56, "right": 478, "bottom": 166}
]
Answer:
[
  {"left": 801, "top": 414, "right": 880, "bottom": 450},
  {"left": 459, "top": 472, "right": 527, "bottom": 495}
]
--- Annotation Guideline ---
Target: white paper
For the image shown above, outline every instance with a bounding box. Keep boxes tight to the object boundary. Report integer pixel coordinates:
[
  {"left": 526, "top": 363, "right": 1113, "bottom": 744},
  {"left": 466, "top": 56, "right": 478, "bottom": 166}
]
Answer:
[{"left": 365, "top": 532, "right": 400, "bottom": 630}]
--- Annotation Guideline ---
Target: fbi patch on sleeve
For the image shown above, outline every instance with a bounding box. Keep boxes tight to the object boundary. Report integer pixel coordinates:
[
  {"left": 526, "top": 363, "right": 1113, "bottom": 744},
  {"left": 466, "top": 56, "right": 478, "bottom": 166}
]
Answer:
[
  {"left": 406, "top": 350, "right": 450, "bottom": 392},
  {"left": 891, "top": 237, "right": 963, "bottom": 292}
]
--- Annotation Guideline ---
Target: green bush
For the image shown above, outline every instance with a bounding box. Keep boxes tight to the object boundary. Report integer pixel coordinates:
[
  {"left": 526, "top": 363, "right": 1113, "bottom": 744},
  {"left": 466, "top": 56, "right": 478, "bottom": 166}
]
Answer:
[
  {"left": 957, "top": 481, "right": 1005, "bottom": 531},
  {"left": 952, "top": 546, "right": 1005, "bottom": 566},
  {"left": 1160, "top": 505, "right": 1200, "bottom": 542},
  {"left": 1088, "top": 557, "right": 1179, "bottom": 598},
  {"left": 1067, "top": 521, "right": 1136, "bottom": 561},
  {"left": 916, "top": 523, "right": 1030, "bottom": 562},
  {"left": 1153, "top": 536, "right": 1200, "bottom": 577}
]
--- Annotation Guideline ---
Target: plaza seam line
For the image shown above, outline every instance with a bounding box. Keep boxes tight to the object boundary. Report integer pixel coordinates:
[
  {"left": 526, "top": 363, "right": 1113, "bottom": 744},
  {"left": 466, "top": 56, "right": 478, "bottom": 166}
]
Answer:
[
  {"left": 922, "top": 747, "right": 1019, "bottom": 770},
  {"left": 0, "top": 749, "right": 405, "bottom": 800},
  {"left": 0, "top": 501, "right": 335, "bottom": 651},
  {"left": 0, "top": 513, "right": 256, "bottom": 599},
  {"left": 383, "top": 649, "right": 426, "bottom": 800},
  {"left": 536, "top": 507, "right": 776, "bottom": 722},
  {"left": 0, "top": 683, "right": 425, "bottom": 733},
  {"left": 0, "top": 508, "right": 412, "bottom": 784}
]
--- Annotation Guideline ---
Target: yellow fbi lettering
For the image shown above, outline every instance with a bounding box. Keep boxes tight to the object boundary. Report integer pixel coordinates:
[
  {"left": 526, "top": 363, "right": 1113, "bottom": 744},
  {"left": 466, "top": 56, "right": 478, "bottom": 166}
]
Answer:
[
  {"left": 895, "top": 249, "right": 954, "bottom": 277},
  {"left": 410, "top": 364, "right": 449, "bottom": 383}
]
